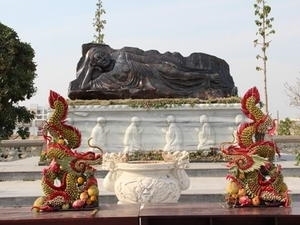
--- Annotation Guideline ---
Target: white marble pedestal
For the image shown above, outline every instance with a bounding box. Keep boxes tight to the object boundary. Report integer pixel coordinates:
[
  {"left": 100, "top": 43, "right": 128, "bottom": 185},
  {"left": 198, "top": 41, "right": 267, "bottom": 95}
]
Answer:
[{"left": 66, "top": 102, "right": 242, "bottom": 153}]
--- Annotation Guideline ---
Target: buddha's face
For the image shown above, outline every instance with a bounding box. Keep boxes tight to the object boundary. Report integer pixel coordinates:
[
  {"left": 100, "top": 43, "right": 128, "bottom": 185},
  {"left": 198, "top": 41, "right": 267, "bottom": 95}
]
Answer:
[{"left": 91, "top": 50, "right": 111, "bottom": 68}]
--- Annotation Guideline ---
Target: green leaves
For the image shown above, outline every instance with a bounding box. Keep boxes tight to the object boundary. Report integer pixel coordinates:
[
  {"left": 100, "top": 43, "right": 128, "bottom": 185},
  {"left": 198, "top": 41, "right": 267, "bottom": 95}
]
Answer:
[
  {"left": 253, "top": 0, "right": 275, "bottom": 114},
  {"left": 0, "top": 22, "right": 36, "bottom": 140},
  {"left": 277, "top": 118, "right": 292, "bottom": 135},
  {"left": 93, "top": 0, "right": 106, "bottom": 44}
]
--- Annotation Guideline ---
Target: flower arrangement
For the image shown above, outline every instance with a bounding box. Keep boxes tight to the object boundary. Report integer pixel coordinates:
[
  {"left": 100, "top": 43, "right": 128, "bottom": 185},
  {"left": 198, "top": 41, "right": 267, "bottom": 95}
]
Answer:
[
  {"left": 222, "top": 87, "right": 290, "bottom": 207},
  {"left": 32, "top": 91, "right": 102, "bottom": 212}
]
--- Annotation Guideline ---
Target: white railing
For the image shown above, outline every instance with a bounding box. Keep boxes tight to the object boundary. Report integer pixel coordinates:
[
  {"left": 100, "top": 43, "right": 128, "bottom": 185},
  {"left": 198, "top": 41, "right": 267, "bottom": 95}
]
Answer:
[
  {"left": 273, "top": 135, "right": 300, "bottom": 143},
  {"left": 272, "top": 135, "right": 300, "bottom": 154},
  {"left": 0, "top": 139, "right": 46, "bottom": 162}
]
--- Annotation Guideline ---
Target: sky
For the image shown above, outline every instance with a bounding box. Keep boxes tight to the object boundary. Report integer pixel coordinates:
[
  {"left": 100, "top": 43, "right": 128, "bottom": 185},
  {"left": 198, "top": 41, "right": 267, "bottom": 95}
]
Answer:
[{"left": 1, "top": 0, "right": 300, "bottom": 119}]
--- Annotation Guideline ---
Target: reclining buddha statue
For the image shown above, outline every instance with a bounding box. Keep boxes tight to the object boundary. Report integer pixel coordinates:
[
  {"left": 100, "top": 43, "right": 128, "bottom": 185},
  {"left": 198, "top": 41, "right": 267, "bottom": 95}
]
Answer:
[{"left": 68, "top": 43, "right": 237, "bottom": 100}]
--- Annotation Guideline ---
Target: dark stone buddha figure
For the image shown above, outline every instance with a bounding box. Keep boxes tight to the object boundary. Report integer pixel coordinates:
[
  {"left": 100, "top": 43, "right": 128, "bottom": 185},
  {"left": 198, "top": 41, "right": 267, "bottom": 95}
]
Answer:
[{"left": 68, "top": 43, "right": 237, "bottom": 100}]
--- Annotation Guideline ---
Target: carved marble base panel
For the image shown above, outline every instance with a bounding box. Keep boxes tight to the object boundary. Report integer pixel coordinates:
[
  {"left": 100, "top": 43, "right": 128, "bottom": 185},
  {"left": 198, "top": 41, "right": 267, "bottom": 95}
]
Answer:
[
  {"left": 66, "top": 103, "right": 243, "bottom": 152},
  {"left": 113, "top": 162, "right": 182, "bottom": 203}
]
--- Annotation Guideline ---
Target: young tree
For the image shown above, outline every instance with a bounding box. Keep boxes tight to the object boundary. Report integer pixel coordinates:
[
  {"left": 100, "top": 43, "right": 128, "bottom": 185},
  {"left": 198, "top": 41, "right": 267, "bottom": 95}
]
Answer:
[
  {"left": 285, "top": 78, "right": 300, "bottom": 108},
  {"left": 93, "top": 0, "right": 106, "bottom": 44},
  {"left": 253, "top": 0, "right": 275, "bottom": 114},
  {"left": 0, "top": 22, "right": 36, "bottom": 139}
]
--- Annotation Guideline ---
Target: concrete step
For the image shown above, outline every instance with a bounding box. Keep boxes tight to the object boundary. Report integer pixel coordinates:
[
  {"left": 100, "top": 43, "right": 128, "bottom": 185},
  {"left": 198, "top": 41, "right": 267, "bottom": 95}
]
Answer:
[
  {"left": 1, "top": 176, "right": 300, "bottom": 207},
  {"left": 1, "top": 155, "right": 299, "bottom": 207},
  {"left": 0, "top": 155, "right": 299, "bottom": 181},
  {"left": 1, "top": 165, "right": 299, "bottom": 181}
]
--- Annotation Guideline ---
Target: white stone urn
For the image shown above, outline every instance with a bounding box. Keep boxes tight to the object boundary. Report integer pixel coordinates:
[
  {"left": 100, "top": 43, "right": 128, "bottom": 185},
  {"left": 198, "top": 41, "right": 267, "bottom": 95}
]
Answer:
[{"left": 102, "top": 151, "right": 190, "bottom": 204}]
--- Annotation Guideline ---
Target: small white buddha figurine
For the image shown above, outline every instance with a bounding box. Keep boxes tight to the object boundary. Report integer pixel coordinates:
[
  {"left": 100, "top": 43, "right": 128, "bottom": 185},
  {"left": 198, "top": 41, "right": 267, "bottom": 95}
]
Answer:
[
  {"left": 123, "top": 116, "right": 143, "bottom": 153},
  {"left": 196, "top": 114, "right": 215, "bottom": 150},
  {"left": 233, "top": 114, "right": 244, "bottom": 143},
  {"left": 162, "top": 115, "right": 183, "bottom": 151},
  {"left": 89, "top": 117, "right": 109, "bottom": 152}
]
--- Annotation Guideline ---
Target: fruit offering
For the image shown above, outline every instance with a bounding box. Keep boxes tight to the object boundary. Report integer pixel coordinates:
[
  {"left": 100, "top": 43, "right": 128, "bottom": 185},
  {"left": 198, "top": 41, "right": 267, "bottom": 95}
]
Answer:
[
  {"left": 32, "top": 91, "right": 102, "bottom": 212},
  {"left": 222, "top": 87, "right": 290, "bottom": 207}
]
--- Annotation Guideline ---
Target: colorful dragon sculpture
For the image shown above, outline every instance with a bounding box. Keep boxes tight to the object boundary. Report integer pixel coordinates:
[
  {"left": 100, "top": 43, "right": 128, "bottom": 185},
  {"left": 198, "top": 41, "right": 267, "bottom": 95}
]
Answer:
[
  {"left": 32, "top": 90, "right": 102, "bottom": 212},
  {"left": 222, "top": 87, "right": 290, "bottom": 207}
]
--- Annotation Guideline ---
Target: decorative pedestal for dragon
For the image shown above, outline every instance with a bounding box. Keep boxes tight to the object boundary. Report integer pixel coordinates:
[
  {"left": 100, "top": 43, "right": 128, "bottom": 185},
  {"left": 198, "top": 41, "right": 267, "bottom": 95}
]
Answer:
[
  {"left": 32, "top": 91, "right": 102, "bottom": 212},
  {"left": 222, "top": 87, "right": 290, "bottom": 208}
]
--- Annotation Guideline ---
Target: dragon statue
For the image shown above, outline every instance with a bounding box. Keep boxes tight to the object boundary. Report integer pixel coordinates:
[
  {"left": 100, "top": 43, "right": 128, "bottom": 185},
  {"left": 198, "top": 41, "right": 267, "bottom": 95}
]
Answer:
[
  {"left": 222, "top": 86, "right": 291, "bottom": 207},
  {"left": 32, "top": 90, "right": 102, "bottom": 212}
]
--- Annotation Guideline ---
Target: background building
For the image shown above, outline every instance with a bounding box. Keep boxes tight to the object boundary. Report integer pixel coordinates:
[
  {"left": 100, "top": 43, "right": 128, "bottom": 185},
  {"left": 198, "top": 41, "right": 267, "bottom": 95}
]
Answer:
[{"left": 27, "top": 104, "right": 48, "bottom": 137}]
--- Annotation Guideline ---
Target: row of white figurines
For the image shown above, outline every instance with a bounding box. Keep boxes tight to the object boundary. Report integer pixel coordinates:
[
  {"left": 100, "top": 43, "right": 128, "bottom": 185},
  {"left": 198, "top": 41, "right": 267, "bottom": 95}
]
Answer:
[{"left": 84, "top": 114, "right": 244, "bottom": 153}]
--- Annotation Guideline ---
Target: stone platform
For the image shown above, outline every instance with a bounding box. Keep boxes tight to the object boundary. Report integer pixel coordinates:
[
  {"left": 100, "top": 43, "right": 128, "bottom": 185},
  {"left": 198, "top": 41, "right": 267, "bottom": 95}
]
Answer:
[
  {"left": 67, "top": 102, "right": 242, "bottom": 152},
  {"left": 3, "top": 202, "right": 300, "bottom": 225}
]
